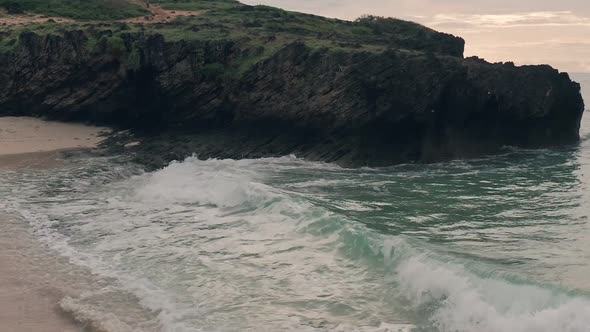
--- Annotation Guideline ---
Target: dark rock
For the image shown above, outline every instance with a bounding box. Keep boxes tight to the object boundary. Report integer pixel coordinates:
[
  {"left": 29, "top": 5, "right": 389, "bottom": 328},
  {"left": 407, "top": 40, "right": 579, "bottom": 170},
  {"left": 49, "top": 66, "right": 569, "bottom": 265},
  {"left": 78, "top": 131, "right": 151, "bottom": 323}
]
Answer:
[{"left": 0, "top": 31, "right": 584, "bottom": 168}]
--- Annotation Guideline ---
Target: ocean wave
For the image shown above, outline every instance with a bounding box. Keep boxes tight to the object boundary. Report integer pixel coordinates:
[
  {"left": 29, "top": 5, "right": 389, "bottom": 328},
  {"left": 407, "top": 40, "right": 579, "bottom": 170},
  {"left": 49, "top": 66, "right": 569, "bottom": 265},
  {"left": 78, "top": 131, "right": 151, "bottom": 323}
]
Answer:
[
  {"left": 3, "top": 155, "right": 590, "bottom": 331},
  {"left": 131, "top": 156, "right": 279, "bottom": 208},
  {"left": 390, "top": 245, "right": 590, "bottom": 332}
]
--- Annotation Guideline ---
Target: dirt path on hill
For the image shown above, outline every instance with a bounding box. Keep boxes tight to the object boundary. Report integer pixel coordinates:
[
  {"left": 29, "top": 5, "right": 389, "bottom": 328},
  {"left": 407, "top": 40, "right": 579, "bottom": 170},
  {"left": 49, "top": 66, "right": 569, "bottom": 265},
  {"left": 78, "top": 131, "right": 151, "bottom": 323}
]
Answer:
[
  {"left": 123, "top": 0, "right": 206, "bottom": 23},
  {"left": 0, "top": 0, "right": 204, "bottom": 26},
  {"left": 0, "top": 13, "right": 74, "bottom": 26}
]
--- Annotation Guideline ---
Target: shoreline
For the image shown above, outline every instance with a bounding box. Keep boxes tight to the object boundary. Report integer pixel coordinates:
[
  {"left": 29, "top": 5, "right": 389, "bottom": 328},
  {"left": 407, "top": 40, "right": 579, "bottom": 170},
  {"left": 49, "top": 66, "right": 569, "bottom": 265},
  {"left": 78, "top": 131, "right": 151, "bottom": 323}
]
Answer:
[
  {"left": 0, "top": 116, "right": 108, "bottom": 157},
  {"left": 0, "top": 213, "right": 83, "bottom": 332},
  {"left": 0, "top": 148, "right": 91, "bottom": 169},
  {"left": 0, "top": 116, "right": 109, "bottom": 331}
]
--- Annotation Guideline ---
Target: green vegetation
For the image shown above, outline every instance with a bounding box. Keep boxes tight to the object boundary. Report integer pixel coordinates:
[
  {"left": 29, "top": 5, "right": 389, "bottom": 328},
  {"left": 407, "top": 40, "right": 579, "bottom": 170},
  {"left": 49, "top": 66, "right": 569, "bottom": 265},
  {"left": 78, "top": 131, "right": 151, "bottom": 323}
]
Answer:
[
  {"left": 105, "top": 34, "right": 126, "bottom": 56},
  {"left": 0, "top": 0, "right": 149, "bottom": 20},
  {"left": 1, "top": 0, "right": 23, "bottom": 14},
  {"left": 0, "top": 0, "right": 458, "bottom": 79},
  {"left": 158, "top": 0, "right": 240, "bottom": 11}
]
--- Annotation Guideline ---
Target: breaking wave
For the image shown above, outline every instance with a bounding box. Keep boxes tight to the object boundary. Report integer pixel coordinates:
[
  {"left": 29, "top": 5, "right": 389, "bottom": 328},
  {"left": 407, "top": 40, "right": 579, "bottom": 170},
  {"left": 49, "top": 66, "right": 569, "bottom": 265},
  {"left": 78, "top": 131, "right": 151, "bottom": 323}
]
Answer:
[{"left": 2, "top": 152, "right": 590, "bottom": 331}]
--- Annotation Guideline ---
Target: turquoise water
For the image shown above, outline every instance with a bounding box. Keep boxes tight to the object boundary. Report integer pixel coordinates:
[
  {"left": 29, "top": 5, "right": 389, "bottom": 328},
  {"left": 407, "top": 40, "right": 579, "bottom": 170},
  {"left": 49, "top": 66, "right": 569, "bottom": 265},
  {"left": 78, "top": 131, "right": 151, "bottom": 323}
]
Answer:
[{"left": 0, "top": 77, "right": 589, "bottom": 331}]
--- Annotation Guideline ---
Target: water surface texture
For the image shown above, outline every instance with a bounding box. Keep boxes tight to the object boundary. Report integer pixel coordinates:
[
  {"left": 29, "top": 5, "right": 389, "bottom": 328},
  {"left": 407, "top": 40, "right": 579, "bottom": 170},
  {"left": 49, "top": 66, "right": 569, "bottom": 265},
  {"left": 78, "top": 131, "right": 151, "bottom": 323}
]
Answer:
[{"left": 1, "top": 77, "right": 589, "bottom": 332}]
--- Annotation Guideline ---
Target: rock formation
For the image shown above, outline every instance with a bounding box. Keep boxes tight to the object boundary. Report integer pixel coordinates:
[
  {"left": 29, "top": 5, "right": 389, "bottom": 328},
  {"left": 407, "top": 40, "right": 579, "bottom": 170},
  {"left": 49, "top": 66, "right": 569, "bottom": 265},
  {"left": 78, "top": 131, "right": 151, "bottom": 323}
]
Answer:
[{"left": 0, "top": 8, "right": 584, "bottom": 167}]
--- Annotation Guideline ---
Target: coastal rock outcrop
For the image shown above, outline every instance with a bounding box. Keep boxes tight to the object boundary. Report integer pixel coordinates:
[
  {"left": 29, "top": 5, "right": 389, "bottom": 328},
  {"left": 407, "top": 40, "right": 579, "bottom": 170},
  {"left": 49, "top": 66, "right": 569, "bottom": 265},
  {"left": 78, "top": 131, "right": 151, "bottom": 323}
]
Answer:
[{"left": 0, "top": 19, "right": 584, "bottom": 167}]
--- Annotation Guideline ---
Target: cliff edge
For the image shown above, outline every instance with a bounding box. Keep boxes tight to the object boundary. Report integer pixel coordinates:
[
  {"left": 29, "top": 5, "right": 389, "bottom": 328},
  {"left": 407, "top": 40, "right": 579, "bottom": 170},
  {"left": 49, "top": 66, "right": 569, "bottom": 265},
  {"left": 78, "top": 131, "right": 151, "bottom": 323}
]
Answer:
[{"left": 0, "top": 3, "right": 585, "bottom": 167}]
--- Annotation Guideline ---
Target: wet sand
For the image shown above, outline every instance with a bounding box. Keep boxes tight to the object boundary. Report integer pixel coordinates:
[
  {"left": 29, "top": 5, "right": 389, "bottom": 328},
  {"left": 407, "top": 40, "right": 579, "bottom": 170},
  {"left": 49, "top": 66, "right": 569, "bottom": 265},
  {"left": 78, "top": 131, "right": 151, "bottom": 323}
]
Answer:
[
  {"left": 0, "top": 210, "right": 158, "bottom": 332},
  {"left": 0, "top": 117, "right": 108, "bottom": 331},
  {"left": 0, "top": 150, "right": 78, "bottom": 169},
  {"left": 0, "top": 214, "right": 82, "bottom": 332}
]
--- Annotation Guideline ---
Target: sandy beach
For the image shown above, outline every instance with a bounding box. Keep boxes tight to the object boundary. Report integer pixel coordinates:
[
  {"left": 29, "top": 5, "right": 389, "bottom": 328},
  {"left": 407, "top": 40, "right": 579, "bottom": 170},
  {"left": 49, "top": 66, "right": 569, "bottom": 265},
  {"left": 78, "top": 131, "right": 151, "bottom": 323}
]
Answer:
[
  {"left": 0, "top": 116, "right": 108, "bottom": 169},
  {"left": 0, "top": 116, "right": 108, "bottom": 332},
  {"left": 0, "top": 117, "right": 107, "bottom": 155}
]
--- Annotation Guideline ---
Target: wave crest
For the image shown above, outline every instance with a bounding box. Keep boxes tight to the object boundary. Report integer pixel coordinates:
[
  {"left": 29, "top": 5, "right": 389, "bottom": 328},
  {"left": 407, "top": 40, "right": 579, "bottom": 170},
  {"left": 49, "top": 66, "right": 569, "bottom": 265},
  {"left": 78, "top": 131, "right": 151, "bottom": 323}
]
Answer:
[
  {"left": 393, "top": 252, "right": 590, "bottom": 332},
  {"left": 132, "top": 156, "right": 279, "bottom": 208}
]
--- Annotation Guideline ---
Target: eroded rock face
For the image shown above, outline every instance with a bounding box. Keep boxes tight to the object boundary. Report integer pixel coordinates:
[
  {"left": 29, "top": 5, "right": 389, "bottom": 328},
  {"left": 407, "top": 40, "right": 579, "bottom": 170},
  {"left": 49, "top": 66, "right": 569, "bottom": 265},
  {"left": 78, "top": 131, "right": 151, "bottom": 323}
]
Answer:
[{"left": 0, "top": 31, "right": 584, "bottom": 167}]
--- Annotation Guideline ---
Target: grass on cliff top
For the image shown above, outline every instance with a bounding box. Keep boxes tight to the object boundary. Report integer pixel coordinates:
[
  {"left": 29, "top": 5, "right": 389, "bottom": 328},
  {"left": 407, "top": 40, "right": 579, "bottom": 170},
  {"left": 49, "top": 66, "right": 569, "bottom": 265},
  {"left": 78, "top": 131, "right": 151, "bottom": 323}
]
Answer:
[
  {"left": 0, "top": 0, "right": 444, "bottom": 50},
  {"left": 0, "top": 0, "right": 451, "bottom": 76},
  {"left": 0, "top": 0, "right": 150, "bottom": 20},
  {"left": 158, "top": 0, "right": 240, "bottom": 11}
]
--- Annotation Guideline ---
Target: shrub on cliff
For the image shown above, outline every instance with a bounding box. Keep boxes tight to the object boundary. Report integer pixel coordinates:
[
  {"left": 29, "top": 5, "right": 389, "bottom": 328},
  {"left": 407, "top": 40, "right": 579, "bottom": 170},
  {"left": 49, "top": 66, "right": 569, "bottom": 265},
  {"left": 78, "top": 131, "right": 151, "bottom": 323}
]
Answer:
[
  {"left": 355, "top": 15, "right": 433, "bottom": 37},
  {"left": 355, "top": 15, "right": 464, "bottom": 56},
  {"left": 1, "top": 0, "right": 23, "bottom": 14}
]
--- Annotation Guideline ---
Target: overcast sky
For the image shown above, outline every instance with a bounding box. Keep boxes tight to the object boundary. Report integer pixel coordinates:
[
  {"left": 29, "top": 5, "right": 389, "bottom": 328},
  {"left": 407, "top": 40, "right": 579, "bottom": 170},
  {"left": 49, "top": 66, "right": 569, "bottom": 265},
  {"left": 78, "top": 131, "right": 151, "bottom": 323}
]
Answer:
[{"left": 241, "top": 0, "right": 590, "bottom": 73}]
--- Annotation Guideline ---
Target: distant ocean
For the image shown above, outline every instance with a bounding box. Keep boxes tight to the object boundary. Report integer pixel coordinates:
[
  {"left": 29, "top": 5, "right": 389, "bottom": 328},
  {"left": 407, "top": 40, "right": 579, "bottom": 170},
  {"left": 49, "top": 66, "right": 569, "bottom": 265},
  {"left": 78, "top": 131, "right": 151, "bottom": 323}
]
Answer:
[{"left": 0, "top": 75, "right": 589, "bottom": 332}]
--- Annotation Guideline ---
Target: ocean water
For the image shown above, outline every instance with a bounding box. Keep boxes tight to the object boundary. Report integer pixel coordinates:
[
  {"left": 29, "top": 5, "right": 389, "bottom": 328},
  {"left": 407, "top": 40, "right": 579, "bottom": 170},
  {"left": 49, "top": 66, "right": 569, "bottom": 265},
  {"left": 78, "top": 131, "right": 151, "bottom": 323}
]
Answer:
[{"left": 0, "top": 75, "right": 589, "bottom": 332}]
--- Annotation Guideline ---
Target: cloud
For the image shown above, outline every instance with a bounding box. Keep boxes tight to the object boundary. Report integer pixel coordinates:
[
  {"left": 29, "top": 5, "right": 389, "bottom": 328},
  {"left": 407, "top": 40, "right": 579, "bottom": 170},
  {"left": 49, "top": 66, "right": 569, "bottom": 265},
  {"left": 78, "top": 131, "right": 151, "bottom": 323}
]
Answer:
[
  {"left": 422, "top": 10, "right": 590, "bottom": 72},
  {"left": 429, "top": 11, "right": 590, "bottom": 28}
]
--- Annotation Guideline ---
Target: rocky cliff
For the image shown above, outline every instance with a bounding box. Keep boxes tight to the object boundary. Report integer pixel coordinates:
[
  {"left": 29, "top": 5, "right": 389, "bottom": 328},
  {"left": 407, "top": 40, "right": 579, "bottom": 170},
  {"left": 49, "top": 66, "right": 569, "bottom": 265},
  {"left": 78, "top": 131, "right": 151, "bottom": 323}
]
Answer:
[{"left": 0, "top": 9, "right": 585, "bottom": 167}]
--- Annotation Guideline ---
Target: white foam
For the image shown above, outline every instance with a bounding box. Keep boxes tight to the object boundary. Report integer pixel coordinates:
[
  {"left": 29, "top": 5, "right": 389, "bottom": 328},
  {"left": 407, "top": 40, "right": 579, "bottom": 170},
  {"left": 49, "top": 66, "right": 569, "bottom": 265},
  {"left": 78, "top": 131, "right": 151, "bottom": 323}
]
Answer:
[
  {"left": 394, "top": 253, "right": 590, "bottom": 332},
  {"left": 132, "top": 157, "right": 277, "bottom": 208},
  {"left": 1, "top": 156, "right": 400, "bottom": 331},
  {"left": 60, "top": 297, "right": 135, "bottom": 332},
  {"left": 4, "top": 154, "right": 590, "bottom": 332}
]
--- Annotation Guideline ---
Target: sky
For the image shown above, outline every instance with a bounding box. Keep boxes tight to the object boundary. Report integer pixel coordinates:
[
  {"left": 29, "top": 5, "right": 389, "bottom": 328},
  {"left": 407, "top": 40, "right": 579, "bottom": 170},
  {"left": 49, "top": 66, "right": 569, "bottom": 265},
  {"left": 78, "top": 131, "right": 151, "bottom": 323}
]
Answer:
[{"left": 240, "top": 0, "right": 590, "bottom": 73}]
